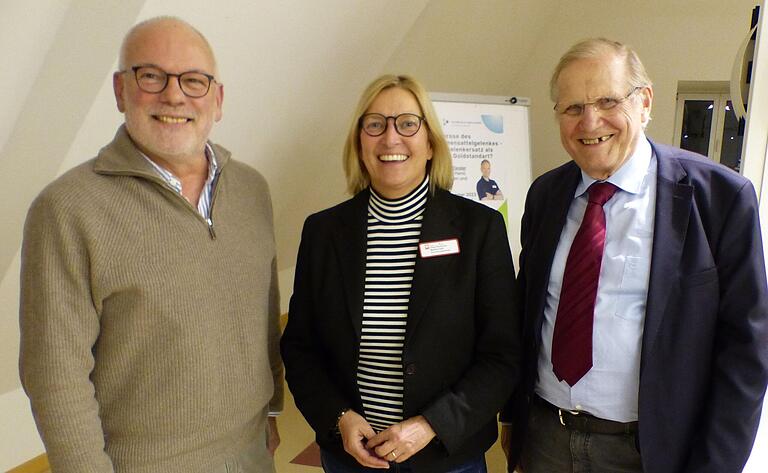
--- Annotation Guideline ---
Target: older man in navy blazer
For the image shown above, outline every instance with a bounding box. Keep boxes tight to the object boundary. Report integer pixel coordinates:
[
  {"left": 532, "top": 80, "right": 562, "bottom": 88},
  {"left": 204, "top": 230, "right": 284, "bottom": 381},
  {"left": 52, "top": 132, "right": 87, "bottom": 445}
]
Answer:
[{"left": 501, "top": 38, "right": 768, "bottom": 473}]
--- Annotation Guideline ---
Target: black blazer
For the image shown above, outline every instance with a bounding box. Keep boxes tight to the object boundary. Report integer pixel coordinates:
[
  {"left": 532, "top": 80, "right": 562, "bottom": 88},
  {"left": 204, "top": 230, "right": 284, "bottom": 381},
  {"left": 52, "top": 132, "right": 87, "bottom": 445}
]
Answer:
[
  {"left": 502, "top": 141, "right": 768, "bottom": 473},
  {"left": 282, "top": 188, "right": 520, "bottom": 471}
]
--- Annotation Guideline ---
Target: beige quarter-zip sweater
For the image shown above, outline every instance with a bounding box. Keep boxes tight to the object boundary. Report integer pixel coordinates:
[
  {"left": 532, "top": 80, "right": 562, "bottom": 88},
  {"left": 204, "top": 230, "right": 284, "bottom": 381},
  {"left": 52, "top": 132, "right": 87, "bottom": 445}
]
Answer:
[{"left": 19, "top": 126, "right": 283, "bottom": 473}]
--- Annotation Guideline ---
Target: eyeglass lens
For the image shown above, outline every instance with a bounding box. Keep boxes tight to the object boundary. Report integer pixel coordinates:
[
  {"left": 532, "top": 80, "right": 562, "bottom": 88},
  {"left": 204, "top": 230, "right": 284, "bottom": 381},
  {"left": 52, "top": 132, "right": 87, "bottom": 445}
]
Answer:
[
  {"left": 134, "top": 66, "right": 212, "bottom": 98},
  {"left": 557, "top": 87, "right": 639, "bottom": 116},
  {"left": 361, "top": 113, "right": 423, "bottom": 137}
]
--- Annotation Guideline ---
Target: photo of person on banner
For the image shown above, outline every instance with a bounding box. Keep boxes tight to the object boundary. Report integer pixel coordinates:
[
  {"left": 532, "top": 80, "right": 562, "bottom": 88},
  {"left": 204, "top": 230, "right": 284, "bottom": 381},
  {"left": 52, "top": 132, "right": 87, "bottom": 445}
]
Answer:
[{"left": 477, "top": 159, "right": 504, "bottom": 201}]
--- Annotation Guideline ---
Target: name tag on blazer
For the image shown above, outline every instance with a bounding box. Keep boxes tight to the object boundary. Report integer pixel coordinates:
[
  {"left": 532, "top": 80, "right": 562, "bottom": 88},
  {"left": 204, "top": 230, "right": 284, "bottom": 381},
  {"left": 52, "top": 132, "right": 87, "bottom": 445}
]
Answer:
[{"left": 419, "top": 238, "right": 460, "bottom": 258}]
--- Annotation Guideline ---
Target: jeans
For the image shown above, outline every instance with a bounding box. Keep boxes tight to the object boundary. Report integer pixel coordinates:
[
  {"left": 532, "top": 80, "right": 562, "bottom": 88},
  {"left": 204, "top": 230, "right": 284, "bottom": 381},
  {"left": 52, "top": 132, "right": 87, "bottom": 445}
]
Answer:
[
  {"left": 320, "top": 449, "right": 487, "bottom": 473},
  {"left": 520, "top": 399, "right": 643, "bottom": 473}
]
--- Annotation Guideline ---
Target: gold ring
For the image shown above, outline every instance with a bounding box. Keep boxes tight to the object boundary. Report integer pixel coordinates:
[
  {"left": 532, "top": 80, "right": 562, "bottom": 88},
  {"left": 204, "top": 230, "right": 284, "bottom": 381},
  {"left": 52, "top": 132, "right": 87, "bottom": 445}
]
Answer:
[{"left": 389, "top": 450, "right": 397, "bottom": 460}]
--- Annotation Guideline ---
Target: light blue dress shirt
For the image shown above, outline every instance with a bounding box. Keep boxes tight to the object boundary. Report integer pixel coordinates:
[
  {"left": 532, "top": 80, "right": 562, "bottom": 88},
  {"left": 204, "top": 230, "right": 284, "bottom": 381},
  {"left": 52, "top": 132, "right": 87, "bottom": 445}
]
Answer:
[
  {"left": 536, "top": 136, "right": 657, "bottom": 422},
  {"left": 141, "top": 143, "right": 219, "bottom": 219}
]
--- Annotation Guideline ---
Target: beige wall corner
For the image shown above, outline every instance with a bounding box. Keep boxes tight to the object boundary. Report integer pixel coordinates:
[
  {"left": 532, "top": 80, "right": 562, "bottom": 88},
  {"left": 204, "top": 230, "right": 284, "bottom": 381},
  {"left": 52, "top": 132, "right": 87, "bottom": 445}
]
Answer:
[
  {"left": 0, "top": 251, "right": 22, "bottom": 395},
  {"left": 0, "top": 388, "right": 45, "bottom": 471},
  {"left": 278, "top": 266, "right": 296, "bottom": 315}
]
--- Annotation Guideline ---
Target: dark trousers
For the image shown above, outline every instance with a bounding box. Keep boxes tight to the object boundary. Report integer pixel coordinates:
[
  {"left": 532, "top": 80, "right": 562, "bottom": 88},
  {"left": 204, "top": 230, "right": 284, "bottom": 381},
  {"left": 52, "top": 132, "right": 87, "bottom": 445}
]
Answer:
[
  {"left": 320, "top": 450, "right": 487, "bottom": 473},
  {"left": 519, "top": 399, "right": 643, "bottom": 473}
]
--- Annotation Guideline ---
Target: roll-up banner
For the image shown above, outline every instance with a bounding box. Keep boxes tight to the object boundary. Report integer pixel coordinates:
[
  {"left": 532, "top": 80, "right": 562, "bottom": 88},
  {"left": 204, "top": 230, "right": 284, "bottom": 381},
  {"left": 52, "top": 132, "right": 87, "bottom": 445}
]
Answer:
[{"left": 431, "top": 93, "right": 532, "bottom": 264}]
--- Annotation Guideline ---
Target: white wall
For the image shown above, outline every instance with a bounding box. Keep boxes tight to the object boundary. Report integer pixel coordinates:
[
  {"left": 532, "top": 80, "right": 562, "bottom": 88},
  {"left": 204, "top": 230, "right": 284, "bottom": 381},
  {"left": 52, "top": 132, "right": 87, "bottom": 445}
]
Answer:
[{"left": 0, "top": 1, "right": 70, "bottom": 152}]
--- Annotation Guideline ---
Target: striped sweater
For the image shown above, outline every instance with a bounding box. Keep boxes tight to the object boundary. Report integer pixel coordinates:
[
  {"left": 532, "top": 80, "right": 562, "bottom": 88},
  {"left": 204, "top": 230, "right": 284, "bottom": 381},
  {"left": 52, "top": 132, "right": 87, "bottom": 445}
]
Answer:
[{"left": 357, "top": 178, "right": 428, "bottom": 431}]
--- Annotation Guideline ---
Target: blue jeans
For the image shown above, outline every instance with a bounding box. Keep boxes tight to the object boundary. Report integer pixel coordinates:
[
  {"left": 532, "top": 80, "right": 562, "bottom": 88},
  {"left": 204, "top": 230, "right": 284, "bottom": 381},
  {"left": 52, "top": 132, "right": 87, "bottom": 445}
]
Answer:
[{"left": 320, "top": 450, "right": 487, "bottom": 473}]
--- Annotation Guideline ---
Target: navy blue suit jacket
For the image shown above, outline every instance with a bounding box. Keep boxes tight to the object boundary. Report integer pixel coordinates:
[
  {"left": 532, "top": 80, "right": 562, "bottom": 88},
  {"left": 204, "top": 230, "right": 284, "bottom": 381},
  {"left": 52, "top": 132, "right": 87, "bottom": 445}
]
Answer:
[{"left": 502, "top": 141, "right": 768, "bottom": 473}]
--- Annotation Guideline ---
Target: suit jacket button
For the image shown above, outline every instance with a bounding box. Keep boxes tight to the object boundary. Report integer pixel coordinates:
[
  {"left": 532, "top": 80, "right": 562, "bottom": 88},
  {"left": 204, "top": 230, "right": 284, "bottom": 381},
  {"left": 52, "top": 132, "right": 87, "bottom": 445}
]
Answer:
[{"left": 405, "top": 363, "right": 417, "bottom": 375}]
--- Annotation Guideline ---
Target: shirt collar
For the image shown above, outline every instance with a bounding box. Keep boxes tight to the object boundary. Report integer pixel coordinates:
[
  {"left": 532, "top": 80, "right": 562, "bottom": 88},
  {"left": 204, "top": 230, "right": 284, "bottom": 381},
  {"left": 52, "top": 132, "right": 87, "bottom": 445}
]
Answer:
[
  {"left": 204, "top": 144, "right": 219, "bottom": 182},
  {"left": 141, "top": 143, "right": 219, "bottom": 191},
  {"left": 575, "top": 132, "right": 652, "bottom": 197}
]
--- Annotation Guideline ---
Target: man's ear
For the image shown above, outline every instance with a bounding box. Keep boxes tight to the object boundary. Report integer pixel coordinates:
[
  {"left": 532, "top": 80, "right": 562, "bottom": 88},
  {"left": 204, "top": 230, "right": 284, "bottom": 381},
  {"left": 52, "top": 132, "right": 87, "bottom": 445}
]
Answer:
[
  {"left": 113, "top": 72, "right": 126, "bottom": 113},
  {"left": 640, "top": 86, "right": 653, "bottom": 124}
]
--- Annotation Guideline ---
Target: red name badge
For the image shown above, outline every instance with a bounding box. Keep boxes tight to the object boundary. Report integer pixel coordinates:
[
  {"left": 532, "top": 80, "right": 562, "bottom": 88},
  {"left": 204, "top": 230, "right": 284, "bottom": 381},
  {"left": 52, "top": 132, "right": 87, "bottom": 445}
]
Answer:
[{"left": 418, "top": 238, "right": 461, "bottom": 258}]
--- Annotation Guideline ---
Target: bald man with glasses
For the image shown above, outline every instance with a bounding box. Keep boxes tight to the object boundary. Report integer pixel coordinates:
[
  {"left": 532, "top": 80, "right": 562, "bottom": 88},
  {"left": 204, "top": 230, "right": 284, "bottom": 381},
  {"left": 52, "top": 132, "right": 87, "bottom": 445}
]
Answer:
[{"left": 20, "top": 17, "right": 283, "bottom": 473}]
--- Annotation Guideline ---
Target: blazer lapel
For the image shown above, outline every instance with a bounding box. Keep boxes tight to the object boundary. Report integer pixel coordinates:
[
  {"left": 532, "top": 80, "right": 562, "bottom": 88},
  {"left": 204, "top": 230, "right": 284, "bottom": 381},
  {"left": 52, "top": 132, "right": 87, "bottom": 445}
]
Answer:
[
  {"left": 406, "top": 190, "right": 463, "bottom": 343},
  {"left": 332, "top": 190, "right": 369, "bottom": 342},
  {"left": 642, "top": 143, "right": 692, "bottom": 360}
]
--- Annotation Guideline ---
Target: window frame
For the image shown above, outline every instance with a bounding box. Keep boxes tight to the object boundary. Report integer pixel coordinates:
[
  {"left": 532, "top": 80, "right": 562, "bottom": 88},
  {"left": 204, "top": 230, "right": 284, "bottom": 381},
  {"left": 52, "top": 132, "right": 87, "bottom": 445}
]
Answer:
[{"left": 673, "top": 92, "right": 733, "bottom": 165}]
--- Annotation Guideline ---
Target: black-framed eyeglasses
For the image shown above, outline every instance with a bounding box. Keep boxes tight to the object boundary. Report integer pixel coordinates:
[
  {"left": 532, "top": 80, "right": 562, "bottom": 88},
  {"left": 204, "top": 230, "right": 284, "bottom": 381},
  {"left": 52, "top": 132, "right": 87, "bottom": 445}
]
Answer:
[
  {"left": 360, "top": 113, "right": 425, "bottom": 137},
  {"left": 554, "top": 87, "right": 641, "bottom": 117},
  {"left": 124, "top": 65, "right": 216, "bottom": 98}
]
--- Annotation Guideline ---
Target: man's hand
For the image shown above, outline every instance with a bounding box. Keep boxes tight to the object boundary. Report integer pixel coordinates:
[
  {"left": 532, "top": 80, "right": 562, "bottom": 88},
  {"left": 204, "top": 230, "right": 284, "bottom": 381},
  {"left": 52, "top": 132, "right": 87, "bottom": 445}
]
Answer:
[
  {"left": 338, "top": 409, "right": 390, "bottom": 468},
  {"left": 367, "top": 415, "right": 436, "bottom": 463},
  {"left": 266, "top": 416, "right": 280, "bottom": 456}
]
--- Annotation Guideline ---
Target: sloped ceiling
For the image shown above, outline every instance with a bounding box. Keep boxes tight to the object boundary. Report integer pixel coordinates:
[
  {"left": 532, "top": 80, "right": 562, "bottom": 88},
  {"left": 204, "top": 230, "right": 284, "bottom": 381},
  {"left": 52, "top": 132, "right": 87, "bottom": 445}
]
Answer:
[
  {"left": 0, "top": 0, "right": 554, "bottom": 393},
  {"left": 0, "top": 0, "right": 555, "bottom": 281}
]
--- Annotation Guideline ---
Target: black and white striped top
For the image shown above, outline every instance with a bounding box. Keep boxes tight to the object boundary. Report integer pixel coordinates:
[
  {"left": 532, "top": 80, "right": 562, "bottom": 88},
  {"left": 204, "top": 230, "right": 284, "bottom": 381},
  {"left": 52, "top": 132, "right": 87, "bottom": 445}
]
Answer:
[{"left": 357, "top": 177, "right": 429, "bottom": 431}]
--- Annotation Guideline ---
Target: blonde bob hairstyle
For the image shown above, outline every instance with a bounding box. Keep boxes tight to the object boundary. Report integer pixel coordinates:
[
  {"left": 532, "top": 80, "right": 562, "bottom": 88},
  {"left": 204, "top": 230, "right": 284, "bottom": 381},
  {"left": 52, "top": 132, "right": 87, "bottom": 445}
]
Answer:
[
  {"left": 549, "top": 37, "right": 653, "bottom": 103},
  {"left": 342, "top": 74, "right": 453, "bottom": 196}
]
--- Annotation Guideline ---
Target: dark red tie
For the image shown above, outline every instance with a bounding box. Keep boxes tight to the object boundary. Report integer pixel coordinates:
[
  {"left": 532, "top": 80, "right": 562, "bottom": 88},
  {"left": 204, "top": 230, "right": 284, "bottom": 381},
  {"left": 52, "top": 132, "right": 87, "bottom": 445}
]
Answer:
[{"left": 551, "top": 182, "right": 618, "bottom": 386}]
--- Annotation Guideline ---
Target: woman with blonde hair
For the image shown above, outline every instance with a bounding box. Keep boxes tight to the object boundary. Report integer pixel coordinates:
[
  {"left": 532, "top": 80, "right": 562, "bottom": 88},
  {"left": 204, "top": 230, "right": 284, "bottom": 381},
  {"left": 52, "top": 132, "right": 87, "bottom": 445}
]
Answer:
[{"left": 282, "top": 74, "right": 520, "bottom": 472}]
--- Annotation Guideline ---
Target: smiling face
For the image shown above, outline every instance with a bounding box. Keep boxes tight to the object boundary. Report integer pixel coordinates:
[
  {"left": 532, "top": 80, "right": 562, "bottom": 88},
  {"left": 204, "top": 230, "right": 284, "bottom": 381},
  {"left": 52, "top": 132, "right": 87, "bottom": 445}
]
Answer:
[
  {"left": 481, "top": 160, "right": 491, "bottom": 179},
  {"left": 555, "top": 53, "right": 652, "bottom": 180},
  {"left": 113, "top": 19, "right": 223, "bottom": 167},
  {"left": 359, "top": 87, "right": 432, "bottom": 199}
]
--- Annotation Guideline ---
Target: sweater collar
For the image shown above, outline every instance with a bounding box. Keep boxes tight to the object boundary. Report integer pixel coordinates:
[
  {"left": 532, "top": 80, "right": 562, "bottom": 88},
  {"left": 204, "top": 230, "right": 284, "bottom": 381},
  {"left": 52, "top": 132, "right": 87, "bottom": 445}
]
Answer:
[
  {"left": 368, "top": 176, "right": 429, "bottom": 224},
  {"left": 93, "top": 124, "right": 231, "bottom": 178}
]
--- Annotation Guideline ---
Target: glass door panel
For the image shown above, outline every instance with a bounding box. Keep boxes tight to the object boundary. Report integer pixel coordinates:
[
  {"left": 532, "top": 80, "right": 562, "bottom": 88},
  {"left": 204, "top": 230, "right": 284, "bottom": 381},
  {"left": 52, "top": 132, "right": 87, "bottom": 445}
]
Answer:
[
  {"left": 679, "top": 100, "right": 714, "bottom": 156},
  {"left": 718, "top": 100, "right": 743, "bottom": 172}
]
